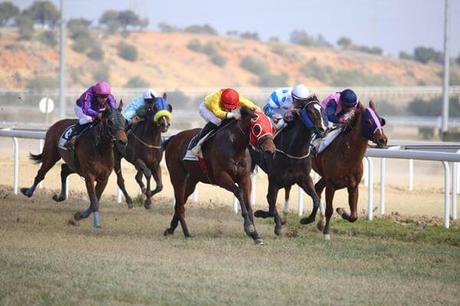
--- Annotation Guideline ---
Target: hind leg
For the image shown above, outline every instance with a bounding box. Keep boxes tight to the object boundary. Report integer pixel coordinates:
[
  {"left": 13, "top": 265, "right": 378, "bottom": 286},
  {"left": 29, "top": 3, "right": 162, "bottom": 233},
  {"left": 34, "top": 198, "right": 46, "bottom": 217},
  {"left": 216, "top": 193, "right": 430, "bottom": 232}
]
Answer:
[
  {"left": 322, "top": 185, "right": 336, "bottom": 240},
  {"left": 150, "top": 163, "right": 163, "bottom": 196},
  {"left": 236, "top": 173, "right": 263, "bottom": 244},
  {"left": 254, "top": 180, "right": 282, "bottom": 236},
  {"left": 21, "top": 151, "right": 60, "bottom": 198},
  {"left": 337, "top": 186, "right": 359, "bottom": 222},
  {"left": 52, "top": 164, "right": 74, "bottom": 202},
  {"left": 135, "top": 159, "right": 153, "bottom": 209},
  {"left": 299, "top": 176, "right": 321, "bottom": 225},
  {"left": 284, "top": 185, "right": 291, "bottom": 215}
]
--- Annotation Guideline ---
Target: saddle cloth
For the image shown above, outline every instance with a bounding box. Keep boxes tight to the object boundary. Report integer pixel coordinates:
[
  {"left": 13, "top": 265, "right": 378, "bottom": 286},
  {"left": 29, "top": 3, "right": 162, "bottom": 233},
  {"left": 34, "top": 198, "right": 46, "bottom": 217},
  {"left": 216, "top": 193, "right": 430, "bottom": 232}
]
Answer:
[
  {"left": 58, "top": 125, "right": 76, "bottom": 150},
  {"left": 311, "top": 127, "right": 343, "bottom": 155}
]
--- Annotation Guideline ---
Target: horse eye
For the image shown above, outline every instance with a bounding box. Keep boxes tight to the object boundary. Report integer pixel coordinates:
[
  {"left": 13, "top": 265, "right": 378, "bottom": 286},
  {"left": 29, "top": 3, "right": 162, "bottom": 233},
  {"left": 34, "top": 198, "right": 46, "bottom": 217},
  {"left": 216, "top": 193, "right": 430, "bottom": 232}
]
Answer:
[
  {"left": 253, "top": 125, "right": 261, "bottom": 136},
  {"left": 107, "top": 119, "right": 113, "bottom": 126}
]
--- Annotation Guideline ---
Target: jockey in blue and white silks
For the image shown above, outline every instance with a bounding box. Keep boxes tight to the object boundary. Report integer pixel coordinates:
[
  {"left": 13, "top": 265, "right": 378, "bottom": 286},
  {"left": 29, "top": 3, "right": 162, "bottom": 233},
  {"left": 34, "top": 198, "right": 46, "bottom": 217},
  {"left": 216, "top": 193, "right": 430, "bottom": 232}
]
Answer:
[
  {"left": 263, "top": 85, "right": 312, "bottom": 130},
  {"left": 123, "top": 88, "right": 158, "bottom": 125}
]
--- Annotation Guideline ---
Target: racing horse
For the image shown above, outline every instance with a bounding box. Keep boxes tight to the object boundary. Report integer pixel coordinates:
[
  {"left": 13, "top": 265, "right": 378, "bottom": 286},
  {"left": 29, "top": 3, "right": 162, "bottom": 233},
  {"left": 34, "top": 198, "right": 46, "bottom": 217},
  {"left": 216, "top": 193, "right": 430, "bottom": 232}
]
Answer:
[
  {"left": 114, "top": 93, "right": 172, "bottom": 209},
  {"left": 162, "top": 107, "right": 276, "bottom": 244},
  {"left": 21, "top": 102, "right": 127, "bottom": 228},
  {"left": 307, "top": 101, "right": 387, "bottom": 239},
  {"left": 250, "top": 96, "right": 328, "bottom": 236}
]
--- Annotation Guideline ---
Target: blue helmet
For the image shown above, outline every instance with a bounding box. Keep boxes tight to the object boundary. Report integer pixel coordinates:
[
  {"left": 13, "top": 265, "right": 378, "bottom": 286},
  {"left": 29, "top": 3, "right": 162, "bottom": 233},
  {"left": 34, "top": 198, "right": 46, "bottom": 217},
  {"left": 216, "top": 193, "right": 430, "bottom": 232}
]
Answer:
[{"left": 340, "top": 89, "right": 357, "bottom": 107}]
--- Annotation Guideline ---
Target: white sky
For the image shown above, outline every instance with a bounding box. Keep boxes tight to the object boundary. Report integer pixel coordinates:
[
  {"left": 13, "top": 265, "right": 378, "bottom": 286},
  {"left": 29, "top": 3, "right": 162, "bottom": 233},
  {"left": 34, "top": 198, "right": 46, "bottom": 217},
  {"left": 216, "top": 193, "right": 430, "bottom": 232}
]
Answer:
[{"left": 12, "top": 0, "right": 460, "bottom": 56}]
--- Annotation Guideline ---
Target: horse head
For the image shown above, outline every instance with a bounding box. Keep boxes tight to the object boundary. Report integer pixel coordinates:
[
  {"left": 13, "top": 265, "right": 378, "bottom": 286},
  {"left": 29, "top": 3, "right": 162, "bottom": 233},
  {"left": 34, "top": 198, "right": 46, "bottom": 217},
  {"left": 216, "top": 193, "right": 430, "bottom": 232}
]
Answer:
[
  {"left": 361, "top": 101, "right": 388, "bottom": 148},
  {"left": 101, "top": 99, "right": 128, "bottom": 145},
  {"left": 284, "top": 95, "right": 327, "bottom": 138},
  {"left": 145, "top": 92, "right": 173, "bottom": 133},
  {"left": 240, "top": 107, "right": 276, "bottom": 155}
]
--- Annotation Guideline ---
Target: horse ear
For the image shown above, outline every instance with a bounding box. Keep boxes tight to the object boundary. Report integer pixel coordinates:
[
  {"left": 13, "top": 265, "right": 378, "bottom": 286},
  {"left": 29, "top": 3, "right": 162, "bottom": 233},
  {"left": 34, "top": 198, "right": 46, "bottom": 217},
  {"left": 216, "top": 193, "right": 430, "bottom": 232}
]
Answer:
[
  {"left": 380, "top": 117, "right": 386, "bottom": 127},
  {"left": 163, "top": 92, "right": 167, "bottom": 100},
  {"left": 369, "top": 100, "right": 376, "bottom": 110},
  {"left": 118, "top": 99, "right": 123, "bottom": 111},
  {"left": 168, "top": 104, "right": 173, "bottom": 113},
  {"left": 151, "top": 93, "right": 156, "bottom": 99}
]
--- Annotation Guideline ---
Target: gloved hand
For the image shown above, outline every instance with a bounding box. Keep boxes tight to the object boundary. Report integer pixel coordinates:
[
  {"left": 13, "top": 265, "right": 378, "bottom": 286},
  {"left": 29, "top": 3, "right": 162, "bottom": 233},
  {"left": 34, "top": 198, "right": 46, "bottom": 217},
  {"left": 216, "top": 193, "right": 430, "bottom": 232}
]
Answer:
[
  {"left": 274, "top": 118, "right": 285, "bottom": 130},
  {"left": 339, "top": 110, "right": 355, "bottom": 124},
  {"left": 226, "top": 109, "right": 241, "bottom": 120}
]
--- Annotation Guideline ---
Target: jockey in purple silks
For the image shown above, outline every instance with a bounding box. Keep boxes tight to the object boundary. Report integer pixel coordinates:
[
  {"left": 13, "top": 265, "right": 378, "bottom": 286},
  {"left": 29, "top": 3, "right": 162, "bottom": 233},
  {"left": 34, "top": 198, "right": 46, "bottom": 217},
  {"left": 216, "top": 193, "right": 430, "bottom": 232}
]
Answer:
[
  {"left": 65, "top": 81, "right": 117, "bottom": 149},
  {"left": 321, "top": 89, "right": 358, "bottom": 125}
]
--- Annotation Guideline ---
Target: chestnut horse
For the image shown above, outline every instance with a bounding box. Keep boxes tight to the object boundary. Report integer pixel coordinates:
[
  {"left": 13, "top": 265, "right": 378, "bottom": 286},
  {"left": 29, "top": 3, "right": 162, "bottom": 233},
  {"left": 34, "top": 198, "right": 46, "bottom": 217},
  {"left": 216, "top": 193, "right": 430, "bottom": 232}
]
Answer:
[
  {"left": 21, "top": 102, "right": 127, "bottom": 228},
  {"left": 162, "top": 107, "right": 276, "bottom": 244},
  {"left": 306, "top": 101, "right": 387, "bottom": 239},
  {"left": 114, "top": 93, "right": 172, "bottom": 209},
  {"left": 251, "top": 96, "right": 328, "bottom": 236}
]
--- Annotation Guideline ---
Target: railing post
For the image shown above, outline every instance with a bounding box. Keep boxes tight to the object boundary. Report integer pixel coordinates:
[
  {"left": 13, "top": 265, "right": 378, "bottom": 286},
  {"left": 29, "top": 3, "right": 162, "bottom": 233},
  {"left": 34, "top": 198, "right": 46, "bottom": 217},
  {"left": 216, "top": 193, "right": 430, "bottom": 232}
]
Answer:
[
  {"left": 297, "top": 186, "right": 304, "bottom": 216},
  {"left": 116, "top": 187, "right": 122, "bottom": 204},
  {"left": 363, "top": 158, "right": 369, "bottom": 187},
  {"left": 250, "top": 167, "right": 257, "bottom": 206},
  {"left": 452, "top": 161, "right": 457, "bottom": 220},
  {"left": 442, "top": 161, "right": 450, "bottom": 228},
  {"left": 380, "top": 158, "right": 386, "bottom": 215},
  {"left": 13, "top": 137, "right": 19, "bottom": 194},
  {"left": 366, "top": 157, "right": 374, "bottom": 220},
  {"left": 38, "top": 139, "right": 44, "bottom": 189},
  {"left": 409, "top": 159, "right": 414, "bottom": 191},
  {"left": 233, "top": 197, "right": 239, "bottom": 213}
]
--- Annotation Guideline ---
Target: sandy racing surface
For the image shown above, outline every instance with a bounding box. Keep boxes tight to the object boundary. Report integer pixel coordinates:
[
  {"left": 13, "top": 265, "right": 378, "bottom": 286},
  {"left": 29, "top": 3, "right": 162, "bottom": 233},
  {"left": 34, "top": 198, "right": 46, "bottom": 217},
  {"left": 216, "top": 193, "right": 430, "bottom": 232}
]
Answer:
[{"left": 0, "top": 138, "right": 455, "bottom": 219}]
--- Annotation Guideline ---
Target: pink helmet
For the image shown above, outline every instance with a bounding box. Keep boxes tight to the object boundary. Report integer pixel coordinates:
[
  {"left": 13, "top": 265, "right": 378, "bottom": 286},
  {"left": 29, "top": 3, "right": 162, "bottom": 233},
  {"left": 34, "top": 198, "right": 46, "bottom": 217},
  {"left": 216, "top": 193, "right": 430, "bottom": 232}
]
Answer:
[{"left": 94, "top": 81, "right": 111, "bottom": 95}]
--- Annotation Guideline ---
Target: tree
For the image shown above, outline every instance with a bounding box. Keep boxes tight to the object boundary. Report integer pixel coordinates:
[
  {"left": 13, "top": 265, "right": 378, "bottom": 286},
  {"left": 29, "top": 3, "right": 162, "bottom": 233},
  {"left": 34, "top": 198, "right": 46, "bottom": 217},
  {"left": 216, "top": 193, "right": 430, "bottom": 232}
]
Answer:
[
  {"left": 38, "top": 30, "right": 56, "bottom": 47},
  {"left": 158, "top": 22, "right": 178, "bottom": 33},
  {"left": 118, "top": 10, "right": 140, "bottom": 31},
  {"left": 99, "top": 10, "right": 120, "bottom": 33},
  {"left": 413, "top": 46, "right": 443, "bottom": 64},
  {"left": 67, "top": 18, "right": 91, "bottom": 32},
  {"left": 337, "top": 37, "right": 352, "bottom": 50},
  {"left": 0, "top": 1, "right": 20, "bottom": 26},
  {"left": 23, "top": 1, "right": 59, "bottom": 28},
  {"left": 184, "top": 24, "right": 218, "bottom": 35},
  {"left": 15, "top": 15, "right": 34, "bottom": 40},
  {"left": 456, "top": 54, "right": 460, "bottom": 66},
  {"left": 399, "top": 51, "right": 413, "bottom": 60},
  {"left": 239, "top": 32, "right": 259, "bottom": 40}
]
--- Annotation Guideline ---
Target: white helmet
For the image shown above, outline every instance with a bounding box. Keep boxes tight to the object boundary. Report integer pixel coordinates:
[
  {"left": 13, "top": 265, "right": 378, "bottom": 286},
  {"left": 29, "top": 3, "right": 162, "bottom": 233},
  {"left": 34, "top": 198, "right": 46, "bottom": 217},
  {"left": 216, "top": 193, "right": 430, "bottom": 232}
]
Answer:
[
  {"left": 143, "top": 88, "right": 157, "bottom": 100},
  {"left": 291, "top": 84, "right": 311, "bottom": 100}
]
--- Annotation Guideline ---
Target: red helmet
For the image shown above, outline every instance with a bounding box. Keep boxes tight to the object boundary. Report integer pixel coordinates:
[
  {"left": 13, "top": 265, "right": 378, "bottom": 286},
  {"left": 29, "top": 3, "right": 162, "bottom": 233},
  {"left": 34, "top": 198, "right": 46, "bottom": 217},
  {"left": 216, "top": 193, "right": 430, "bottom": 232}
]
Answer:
[
  {"left": 94, "top": 81, "right": 111, "bottom": 95},
  {"left": 220, "top": 88, "right": 240, "bottom": 110}
]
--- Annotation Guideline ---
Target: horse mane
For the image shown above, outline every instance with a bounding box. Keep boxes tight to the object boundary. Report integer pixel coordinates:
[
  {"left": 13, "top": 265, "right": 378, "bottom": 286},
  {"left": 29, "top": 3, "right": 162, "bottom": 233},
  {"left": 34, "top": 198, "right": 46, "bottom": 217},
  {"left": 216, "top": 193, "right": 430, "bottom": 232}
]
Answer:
[{"left": 294, "top": 95, "right": 319, "bottom": 108}]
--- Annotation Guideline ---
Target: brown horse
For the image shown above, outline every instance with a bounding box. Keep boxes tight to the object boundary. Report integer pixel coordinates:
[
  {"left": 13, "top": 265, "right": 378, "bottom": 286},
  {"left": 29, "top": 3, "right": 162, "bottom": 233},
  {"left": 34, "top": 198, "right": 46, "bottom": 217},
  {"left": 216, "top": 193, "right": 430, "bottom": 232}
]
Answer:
[
  {"left": 21, "top": 102, "right": 127, "bottom": 228},
  {"left": 251, "top": 96, "right": 327, "bottom": 236},
  {"left": 305, "top": 101, "right": 387, "bottom": 239},
  {"left": 162, "top": 107, "right": 276, "bottom": 244},
  {"left": 114, "top": 93, "right": 172, "bottom": 209}
]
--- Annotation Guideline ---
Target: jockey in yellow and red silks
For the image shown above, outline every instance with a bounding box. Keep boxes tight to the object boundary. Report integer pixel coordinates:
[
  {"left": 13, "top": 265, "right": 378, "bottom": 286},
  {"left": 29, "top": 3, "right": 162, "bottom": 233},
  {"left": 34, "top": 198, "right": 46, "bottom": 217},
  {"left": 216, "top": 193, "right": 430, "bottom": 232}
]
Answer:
[{"left": 184, "top": 88, "right": 261, "bottom": 160}]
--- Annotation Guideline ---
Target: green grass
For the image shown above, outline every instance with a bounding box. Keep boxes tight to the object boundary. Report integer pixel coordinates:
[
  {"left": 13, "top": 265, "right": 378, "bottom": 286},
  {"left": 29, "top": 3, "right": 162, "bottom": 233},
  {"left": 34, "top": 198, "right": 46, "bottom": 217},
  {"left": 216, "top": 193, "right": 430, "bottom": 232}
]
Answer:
[{"left": 0, "top": 187, "right": 459, "bottom": 305}]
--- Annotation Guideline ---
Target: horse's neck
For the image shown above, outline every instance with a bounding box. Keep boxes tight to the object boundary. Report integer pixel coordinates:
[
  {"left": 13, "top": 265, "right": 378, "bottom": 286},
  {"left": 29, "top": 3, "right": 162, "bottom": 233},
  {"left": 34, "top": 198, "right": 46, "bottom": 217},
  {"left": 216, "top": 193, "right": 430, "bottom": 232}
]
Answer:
[
  {"left": 91, "top": 126, "right": 115, "bottom": 158},
  {"left": 278, "top": 120, "right": 311, "bottom": 154},
  {"left": 214, "top": 120, "right": 249, "bottom": 155},
  {"left": 342, "top": 110, "right": 368, "bottom": 160},
  {"left": 138, "top": 120, "right": 161, "bottom": 143}
]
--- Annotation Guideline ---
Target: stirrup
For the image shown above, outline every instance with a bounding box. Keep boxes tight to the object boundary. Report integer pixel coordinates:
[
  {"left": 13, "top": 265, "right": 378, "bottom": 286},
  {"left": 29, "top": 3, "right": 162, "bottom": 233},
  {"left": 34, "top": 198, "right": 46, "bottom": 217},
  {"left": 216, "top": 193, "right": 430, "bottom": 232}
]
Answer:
[{"left": 183, "top": 149, "right": 198, "bottom": 161}]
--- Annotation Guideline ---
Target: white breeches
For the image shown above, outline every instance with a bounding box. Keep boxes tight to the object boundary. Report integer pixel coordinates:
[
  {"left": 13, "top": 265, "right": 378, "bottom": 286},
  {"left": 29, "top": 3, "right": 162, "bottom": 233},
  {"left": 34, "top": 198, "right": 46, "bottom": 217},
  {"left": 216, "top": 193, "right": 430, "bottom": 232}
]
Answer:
[
  {"left": 74, "top": 105, "right": 93, "bottom": 125},
  {"left": 199, "top": 102, "right": 222, "bottom": 126}
]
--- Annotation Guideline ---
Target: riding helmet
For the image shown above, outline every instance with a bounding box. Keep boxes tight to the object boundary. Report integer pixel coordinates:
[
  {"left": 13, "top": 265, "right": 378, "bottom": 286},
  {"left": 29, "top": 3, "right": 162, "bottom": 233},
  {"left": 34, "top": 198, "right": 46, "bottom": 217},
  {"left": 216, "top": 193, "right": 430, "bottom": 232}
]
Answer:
[
  {"left": 94, "top": 81, "right": 111, "bottom": 95},
  {"left": 340, "top": 89, "right": 357, "bottom": 107},
  {"left": 221, "top": 88, "right": 240, "bottom": 110},
  {"left": 291, "top": 84, "right": 311, "bottom": 101}
]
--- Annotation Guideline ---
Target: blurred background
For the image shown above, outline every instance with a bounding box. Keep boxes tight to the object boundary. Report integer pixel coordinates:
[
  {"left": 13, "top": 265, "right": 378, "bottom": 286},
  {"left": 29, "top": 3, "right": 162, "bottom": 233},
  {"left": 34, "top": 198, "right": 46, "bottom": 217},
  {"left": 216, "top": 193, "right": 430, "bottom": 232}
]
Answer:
[{"left": 0, "top": 0, "right": 459, "bottom": 140}]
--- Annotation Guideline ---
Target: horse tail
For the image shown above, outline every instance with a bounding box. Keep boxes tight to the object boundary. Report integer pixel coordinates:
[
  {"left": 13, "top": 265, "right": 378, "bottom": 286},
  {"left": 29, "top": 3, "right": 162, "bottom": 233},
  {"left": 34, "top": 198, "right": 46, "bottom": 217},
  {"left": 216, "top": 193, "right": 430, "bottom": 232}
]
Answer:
[
  {"left": 29, "top": 152, "right": 43, "bottom": 164},
  {"left": 161, "top": 135, "right": 175, "bottom": 150}
]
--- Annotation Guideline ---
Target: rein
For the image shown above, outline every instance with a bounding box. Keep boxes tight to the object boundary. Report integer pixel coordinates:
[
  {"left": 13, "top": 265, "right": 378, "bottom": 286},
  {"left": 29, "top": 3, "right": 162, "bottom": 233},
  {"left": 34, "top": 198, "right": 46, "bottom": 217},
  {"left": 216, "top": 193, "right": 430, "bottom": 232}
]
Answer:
[
  {"left": 275, "top": 147, "right": 311, "bottom": 160},
  {"left": 130, "top": 132, "right": 162, "bottom": 149}
]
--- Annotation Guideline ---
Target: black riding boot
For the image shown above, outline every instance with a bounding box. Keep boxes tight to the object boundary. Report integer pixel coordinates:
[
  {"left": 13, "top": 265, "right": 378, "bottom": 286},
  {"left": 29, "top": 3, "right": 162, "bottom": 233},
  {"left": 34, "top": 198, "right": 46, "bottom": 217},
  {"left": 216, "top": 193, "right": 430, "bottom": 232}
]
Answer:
[
  {"left": 190, "top": 122, "right": 218, "bottom": 149},
  {"left": 64, "top": 122, "right": 90, "bottom": 149}
]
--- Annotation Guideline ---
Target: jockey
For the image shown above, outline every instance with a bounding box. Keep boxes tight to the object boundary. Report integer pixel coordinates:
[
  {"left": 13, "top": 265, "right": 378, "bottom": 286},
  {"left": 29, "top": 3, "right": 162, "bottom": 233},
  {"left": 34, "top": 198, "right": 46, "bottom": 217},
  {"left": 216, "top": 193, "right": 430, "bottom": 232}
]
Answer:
[
  {"left": 65, "top": 81, "right": 116, "bottom": 149},
  {"left": 263, "top": 84, "right": 312, "bottom": 129},
  {"left": 321, "top": 89, "right": 358, "bottom": 125},
  {"left": 123, "top": 88, "right": 157, "bottom": 126},
  {"left": 184, "top": 88, "right": 261, "bottom": 159}
]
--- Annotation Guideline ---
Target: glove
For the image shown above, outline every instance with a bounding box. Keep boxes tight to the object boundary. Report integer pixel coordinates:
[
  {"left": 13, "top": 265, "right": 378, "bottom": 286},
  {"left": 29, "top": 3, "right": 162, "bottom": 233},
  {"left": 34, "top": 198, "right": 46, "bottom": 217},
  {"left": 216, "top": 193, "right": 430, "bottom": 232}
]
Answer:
[
  {"left": 274, "top": 118, "right": 285, "bottom": 130},
  {"left": 226, "top": 109, "right": 241, "bottom": 120},
  {"left": 340, "top": 110, "right": 355, "bottom": 123},
  {"left": 226, "top": 112, "right": 234, "bottom": 119}
]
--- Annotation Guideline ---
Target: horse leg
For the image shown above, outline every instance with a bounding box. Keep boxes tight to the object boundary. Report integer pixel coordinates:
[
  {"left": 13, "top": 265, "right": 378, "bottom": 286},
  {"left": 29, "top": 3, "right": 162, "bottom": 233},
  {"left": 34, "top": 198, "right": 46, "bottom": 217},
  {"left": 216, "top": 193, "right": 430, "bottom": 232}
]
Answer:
[
  {"left": 254, "top": 181, "right": 282, "bottom": 236},
  {"left": 164, "top": 178, "right": 195, "bottom": 238},
  {"left": 322, "top": 186, "right": 336, "bottom": 240},
  {"left": 337, "top": 186, "right": 359, "bottom": 222},
  {"left": 74, "top": 175, "right": 101, "bottom": 228},
  {"left": 315, "top": 178, "right": 327, "bottom": 230},
  {"left": 223, "top": 173, "right": 262, "bottom": 244},
  {"left": 134, "top": 168, "right": 146, "bottom": 195},
  {"left": 52, "top": 163, "right": 74, "bottom": 202},
  {"left": 283, "top": 185, "right": 291, "bottom": 216},
  {"left": 299, "top": 176, "right": 321, "bottom": 225},
  {"left": 21, "top": 151, "right": 60, "bottom": 198},
  {"left": 150, "top": 163, "right": 163, "bottom": 196},
  {"left": 114, "top": 155, "right": 133, "bottom": 209},
  {"left": 135, "top": 159, "right": 153, "bottom": 209}
]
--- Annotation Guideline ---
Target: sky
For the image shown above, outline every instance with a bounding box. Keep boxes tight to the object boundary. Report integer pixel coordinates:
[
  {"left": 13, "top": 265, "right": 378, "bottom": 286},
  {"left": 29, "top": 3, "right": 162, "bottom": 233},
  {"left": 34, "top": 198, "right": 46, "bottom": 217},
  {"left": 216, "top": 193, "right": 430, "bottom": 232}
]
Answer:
[{"left": 13, "top": 0, "right": 460, "bottom": 56}]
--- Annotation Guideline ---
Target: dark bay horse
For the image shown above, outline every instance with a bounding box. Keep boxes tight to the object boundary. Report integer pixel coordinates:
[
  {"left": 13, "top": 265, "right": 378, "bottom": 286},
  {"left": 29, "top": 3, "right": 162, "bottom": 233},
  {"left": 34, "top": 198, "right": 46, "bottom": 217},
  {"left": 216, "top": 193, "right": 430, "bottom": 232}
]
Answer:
[
  {"left": 162, "top": 107, "right": 276, "bottom": 244},
  {"left": 307, "top": 101, "right": 387, "bottom": 239},
  {"left": 251, "top": 96, "right": 328, "bottom": 236},
  {"left": 114, "top": 93, "right": 172, "bottom": 209},
  {"left": 21, "top": 102, "right": 127, "bottom": 228}
]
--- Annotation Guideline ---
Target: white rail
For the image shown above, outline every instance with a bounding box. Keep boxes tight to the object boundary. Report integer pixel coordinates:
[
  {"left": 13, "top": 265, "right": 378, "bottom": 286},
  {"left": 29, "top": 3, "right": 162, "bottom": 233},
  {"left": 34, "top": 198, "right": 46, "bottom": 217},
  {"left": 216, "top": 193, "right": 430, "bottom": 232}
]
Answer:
[{"left": 1, "top": 128, "right": 459, "bottom": 228}]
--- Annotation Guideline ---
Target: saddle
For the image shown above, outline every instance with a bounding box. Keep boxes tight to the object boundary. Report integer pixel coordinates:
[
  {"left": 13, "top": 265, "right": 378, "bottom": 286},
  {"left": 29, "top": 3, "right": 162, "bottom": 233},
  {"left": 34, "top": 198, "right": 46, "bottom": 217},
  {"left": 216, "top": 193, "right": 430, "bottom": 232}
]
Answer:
[{"left": 311, "top": 126, "right": 343, "bottom": 155}]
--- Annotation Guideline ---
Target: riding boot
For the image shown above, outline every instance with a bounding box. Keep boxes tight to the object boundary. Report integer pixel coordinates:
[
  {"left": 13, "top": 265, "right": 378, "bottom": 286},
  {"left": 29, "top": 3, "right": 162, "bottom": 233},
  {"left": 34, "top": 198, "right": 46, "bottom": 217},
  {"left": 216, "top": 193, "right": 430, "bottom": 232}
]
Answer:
[
  {"left": 184, "top": 122, "right": 217, "bottom": 159},
  {"left": 64, "top": 123, "right": 88, "bottom": 150}
]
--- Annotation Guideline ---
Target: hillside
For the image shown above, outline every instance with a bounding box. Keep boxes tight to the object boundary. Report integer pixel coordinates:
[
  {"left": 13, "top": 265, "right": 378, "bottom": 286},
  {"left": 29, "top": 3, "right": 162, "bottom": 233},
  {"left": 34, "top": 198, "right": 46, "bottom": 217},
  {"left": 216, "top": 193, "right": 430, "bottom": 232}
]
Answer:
[{"left": 0, "top": 29, "right": 450, "bottom": 89}]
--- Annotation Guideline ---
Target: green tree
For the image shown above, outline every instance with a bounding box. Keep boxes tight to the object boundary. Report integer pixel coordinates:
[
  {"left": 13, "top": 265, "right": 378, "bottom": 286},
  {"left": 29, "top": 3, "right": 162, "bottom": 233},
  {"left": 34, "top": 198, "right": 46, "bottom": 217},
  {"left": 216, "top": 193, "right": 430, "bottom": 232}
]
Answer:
[
  {"left": 337, "top": 37, "right": 352, "bottom": 49},
  {"left": 399, "top": 51, "right": 413, "bottom": 60},
  {"left": 184, "top": 24, "right": 218, "bottom": 35},
  {"left": 239, "top": 32, "right": 259, "bottom": 40},
  {"left": 15, "top": 15, "right": 34, "bottom": 40},
  {"left": 118, "top": 10, "right": 140, "bottom": 31},
  {"left": 118, "top": 42, "right": 138, "bottom": 61},
  {"left": 67, "top": 18, "right": 91, "bottom": 35},
  {"left": 87, "top": 46, "right": 104, "bottom": 61},
  {"left": 0, "top": 1, "right": 20, "bottom": 26},
  {"left": 38, "top": 30, "right": 56, "bottom": 47},
  {"left": 413, "top": 46, "right": 443, "bottom": 64},
  {"left": 99, "top": 10, "right": 120, "bottom": 33},
  {"left": 23, "top": 1, "right": 59, "bottom": 28},
  {"left": 158, "top": 22, "right": 178, "bottom": 33},
  {"left": 456, "top": 54, "right": 460, "bottom": 66}
]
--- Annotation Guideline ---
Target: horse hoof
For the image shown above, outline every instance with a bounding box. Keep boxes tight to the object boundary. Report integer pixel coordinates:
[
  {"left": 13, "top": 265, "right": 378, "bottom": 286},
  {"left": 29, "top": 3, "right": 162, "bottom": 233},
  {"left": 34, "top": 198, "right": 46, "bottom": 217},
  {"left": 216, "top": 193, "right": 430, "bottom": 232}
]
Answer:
[
  {"left": 93, "top": 225, "right": 102, "bottom": 229},
  {"left": 281, "top": 218, "right": 287, "bottom": 225},
  {"left": 20, "top": 188, "right": 32, "bottom": 198},
  {"left": 316, "top": 220, "right": 325, "bottom": 231},
  {"left": 52, "top": 194, "right": 65, "bottom": 202},
  {"left": 67, "top": 219, "right": 79, "bottom": 226},
  {"left": 144, "top": 201, "right": 152, "bottom": 209},
  {"left": 163, "top": 229, "right": 173, "bottom": 236},
  {"left": 254, "top": 210, "right": 270, "bottom": 218},
  {"left": 336, "top": 207, "right": 345, "bottom": 215},
  {"left": 274, "top": 227, "right": 282, "bottom": 236},
  {"left": 74, "top": 212, "right": 82, "bottom": 221},
  {"left": 127, "top": 203, "right": 134, "bottom": 209},
  {"left": 300, "top": 217, "right": 314, "bottom": 225},
  {"left": 324, "top": 234, "right": 331, "bottom": 240},
  {"left": 255, "top": 238, "right": 265, "bottom": 245}
]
